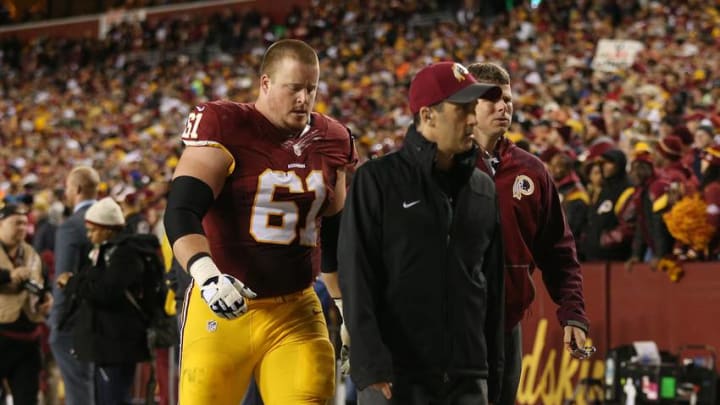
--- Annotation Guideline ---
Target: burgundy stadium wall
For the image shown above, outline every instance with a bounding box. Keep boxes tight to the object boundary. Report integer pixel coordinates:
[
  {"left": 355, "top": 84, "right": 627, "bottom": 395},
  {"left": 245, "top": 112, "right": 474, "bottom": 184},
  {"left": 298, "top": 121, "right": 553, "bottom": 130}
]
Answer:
[{"left": 518, "top": 262, "right": 720, "bottom": 405}]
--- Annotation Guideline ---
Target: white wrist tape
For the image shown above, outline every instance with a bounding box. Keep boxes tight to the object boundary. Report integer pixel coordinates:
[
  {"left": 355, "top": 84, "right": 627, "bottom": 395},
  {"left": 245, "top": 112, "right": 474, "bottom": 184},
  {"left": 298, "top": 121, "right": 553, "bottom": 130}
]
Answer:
[
  {"left": 189, "top": 256, "right": 221, "bottom": 285},
  {"left": 334, "top": 298, "right": 343, "bottom": 314}
]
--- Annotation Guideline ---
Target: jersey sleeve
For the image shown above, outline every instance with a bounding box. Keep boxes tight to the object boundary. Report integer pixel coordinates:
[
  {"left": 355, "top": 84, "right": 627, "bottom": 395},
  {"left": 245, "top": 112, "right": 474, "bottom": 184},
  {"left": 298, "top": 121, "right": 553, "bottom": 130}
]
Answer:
[
  {"left": 181, "top": 103, "right": 223, "bottom": 146},
  {"left": 325, "top": 118, "right": 358, "bottom": 170},
  {"left": 180, "top": 103, "right": 235, "bottom": 175}
]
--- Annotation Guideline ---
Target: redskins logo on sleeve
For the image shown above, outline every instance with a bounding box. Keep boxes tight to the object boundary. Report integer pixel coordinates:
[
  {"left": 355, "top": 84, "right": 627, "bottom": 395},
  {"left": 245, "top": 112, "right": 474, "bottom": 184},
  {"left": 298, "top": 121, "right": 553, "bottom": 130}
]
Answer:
[{"left": 512, "top": 175, "right": 535, "bottom": 200}]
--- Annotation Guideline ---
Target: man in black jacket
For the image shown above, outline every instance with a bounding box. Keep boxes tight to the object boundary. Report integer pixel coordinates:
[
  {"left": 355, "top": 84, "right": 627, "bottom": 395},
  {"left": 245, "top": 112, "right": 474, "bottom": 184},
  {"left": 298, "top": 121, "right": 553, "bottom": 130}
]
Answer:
[{"left": 338, "top": 62, "right": 505, "bottom": 405}]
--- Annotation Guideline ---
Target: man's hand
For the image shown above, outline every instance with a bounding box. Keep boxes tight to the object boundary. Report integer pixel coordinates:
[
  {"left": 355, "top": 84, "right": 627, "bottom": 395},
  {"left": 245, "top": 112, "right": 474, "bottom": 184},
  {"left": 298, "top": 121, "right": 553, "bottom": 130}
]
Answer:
[
  {"left": 56, "top": 272, "right": 73, "bottom": 288},
  {"left": 10, "top": 266, "right": 31, "bottom": 284},
  {"left": 199, "top": 274, "right": 257, "bottom": 319},
  {"left": 563, "top": 325, "right": 593, "bottom": 359},
  {"left": 189, "top": 254, "right": 256, "bottom": 319},
  {"left": 369, "top": 382, "right": 393, "bottom": 399}
]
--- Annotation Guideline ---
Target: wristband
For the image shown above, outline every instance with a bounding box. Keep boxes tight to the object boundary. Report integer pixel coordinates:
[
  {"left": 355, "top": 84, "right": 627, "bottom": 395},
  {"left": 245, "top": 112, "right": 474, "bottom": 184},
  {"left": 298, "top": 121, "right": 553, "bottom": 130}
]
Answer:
[
  {"left": 333, "top": 297, "right": 343, "bottom": 314},
  {"left": 189, "top": 255, "right": 221, "bottom": 285}
]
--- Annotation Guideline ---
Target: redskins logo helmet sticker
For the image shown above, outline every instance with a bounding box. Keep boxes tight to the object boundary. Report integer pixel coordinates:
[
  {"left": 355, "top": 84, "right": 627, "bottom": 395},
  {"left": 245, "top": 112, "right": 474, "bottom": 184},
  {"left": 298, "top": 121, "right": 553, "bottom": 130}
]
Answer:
[
  {"left": 512, "top": 175, "right": 535, "bottom": 200},
  {"left": 452, "top": 63, "right": 469, "bottom": 82}
]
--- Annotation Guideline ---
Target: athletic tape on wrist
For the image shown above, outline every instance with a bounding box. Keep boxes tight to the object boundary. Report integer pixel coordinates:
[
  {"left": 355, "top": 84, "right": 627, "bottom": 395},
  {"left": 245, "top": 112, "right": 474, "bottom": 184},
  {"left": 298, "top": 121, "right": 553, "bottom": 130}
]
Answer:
[
  {"left": 188, "top": 256, "right": 221, "bottom": 285},
  {"left": 333, "top": 298, "right": 343, "bottom": 313},
  {"left": 186, "top": 252, "right": 210, "bottom": 270}
]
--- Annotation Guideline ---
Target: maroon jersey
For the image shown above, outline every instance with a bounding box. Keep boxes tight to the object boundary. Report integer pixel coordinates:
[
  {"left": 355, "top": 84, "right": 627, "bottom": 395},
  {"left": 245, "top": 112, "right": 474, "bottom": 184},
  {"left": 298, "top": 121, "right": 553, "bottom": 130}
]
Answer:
[{"left": 181, "top": 101, "right": 356, "bottom": 297}]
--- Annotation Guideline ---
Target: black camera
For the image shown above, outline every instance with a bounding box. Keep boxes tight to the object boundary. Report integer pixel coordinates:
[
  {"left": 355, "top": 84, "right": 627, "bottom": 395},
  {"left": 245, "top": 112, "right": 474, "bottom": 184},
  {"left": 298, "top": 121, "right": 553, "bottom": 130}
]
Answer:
[{"left": 22, "top": 279, "right": 46, "bottom": 296}]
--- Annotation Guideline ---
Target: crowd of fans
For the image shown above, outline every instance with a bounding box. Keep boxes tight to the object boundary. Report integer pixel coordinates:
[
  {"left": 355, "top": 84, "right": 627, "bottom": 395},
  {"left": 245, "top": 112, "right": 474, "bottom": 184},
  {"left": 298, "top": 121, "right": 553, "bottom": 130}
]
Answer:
[
  {"left": 1, "top": 0, "right": 720, "bottom": 263},
  {"left": 0, "top": 0, "right": 719, "bottom": 402},
  {"left": 0, "top": 0, "right": 204, "bottom": 25}
]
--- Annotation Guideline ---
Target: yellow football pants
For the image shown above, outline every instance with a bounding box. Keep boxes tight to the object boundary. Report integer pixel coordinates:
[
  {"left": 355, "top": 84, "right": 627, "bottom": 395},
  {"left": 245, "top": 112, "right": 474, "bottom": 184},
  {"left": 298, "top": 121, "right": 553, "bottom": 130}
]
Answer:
[{"left": 178, "top": 284, "right": 335, "bottom": 405}]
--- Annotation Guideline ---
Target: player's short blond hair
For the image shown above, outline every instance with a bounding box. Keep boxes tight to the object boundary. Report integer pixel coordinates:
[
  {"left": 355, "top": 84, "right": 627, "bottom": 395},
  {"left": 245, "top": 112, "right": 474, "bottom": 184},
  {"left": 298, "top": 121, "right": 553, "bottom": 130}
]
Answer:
[
  {"left": 467, "top": 62, "right": 511, "bottom": 86},
  {"left": 260, "top": 39, "right": 319, "bottom": 78}
]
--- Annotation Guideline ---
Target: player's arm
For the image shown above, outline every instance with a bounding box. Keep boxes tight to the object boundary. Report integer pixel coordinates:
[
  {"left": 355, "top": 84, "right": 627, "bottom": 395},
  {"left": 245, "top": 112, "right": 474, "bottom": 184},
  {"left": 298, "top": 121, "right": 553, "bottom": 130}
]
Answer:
[
  {"left": 322, "top": 167, "right": 351, "bottom": 327},
  {"left": 321, "top": 136, "right": 354, "bottom": 292},
  {"left": 322, "top": 124, "right": 356, "bottom": 218},
  {"left": 319, "top": 212, "right": 349, "bottom": 363},
  {"left": 167, "top": 146, "right": 226, "bottom": 267},
  {"left": 164, "top": 146, "right": 256, "bottom": 319},
  {"left": 320, "top": 167, "right": 347, "bottom": 298},
  {"left": 322, "top": 128, "right": 356, "bottom": 336},
  {"left": 323, "top": 168, "right": 347, "bottom": 217}
]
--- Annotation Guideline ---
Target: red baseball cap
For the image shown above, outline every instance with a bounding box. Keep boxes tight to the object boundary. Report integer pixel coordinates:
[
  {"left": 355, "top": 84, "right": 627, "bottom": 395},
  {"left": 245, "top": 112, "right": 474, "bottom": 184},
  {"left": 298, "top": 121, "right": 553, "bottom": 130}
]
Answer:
[
  {"left": 408, "top": 62, "right": 502, "bottom": 114},
  {"left": 658, "top": 135, "right": 683, "bottom": 161}
]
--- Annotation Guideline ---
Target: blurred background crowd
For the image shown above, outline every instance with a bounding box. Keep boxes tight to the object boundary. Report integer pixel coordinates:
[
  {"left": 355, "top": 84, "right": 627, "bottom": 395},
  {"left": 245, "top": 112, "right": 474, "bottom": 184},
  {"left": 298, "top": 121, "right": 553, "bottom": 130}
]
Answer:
[
  {"left": 0, "top": 0, "right": 719, "bottom": 403},
  {"left": 2, "top": 0, "right": 720, "bottom": 264}
]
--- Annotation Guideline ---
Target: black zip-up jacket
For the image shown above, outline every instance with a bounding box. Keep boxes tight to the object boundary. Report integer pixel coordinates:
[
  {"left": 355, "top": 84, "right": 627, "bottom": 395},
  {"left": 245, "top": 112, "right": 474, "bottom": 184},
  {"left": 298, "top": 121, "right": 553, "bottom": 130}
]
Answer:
[
  {"left": 63, "top": 234, "right": 157, "bottom": 365},
  {"left": 584, "top": 149, "right": 633, "bottom": 261},
  {"left": 338, "top": 126, "right": 505, "bottom": 400}
]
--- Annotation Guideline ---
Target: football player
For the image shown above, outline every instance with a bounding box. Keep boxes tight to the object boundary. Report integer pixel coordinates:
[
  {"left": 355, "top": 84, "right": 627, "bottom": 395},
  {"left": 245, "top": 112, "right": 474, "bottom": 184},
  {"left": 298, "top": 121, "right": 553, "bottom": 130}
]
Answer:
[{"left": 164, "top": 39, "right": 356, "bottom": 404}]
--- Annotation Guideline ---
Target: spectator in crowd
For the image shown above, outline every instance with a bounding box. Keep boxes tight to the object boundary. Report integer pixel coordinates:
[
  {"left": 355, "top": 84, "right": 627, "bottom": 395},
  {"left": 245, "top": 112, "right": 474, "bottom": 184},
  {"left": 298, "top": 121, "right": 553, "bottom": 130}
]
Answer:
[
  {"left": 584, "top": 149, "right": 634, "bottom": 262},
  {"left": 547, "top": 151, "right": 590, "bottom": 251},
  {"left": 692, "top": 125, "right": 717, "bottom": 181},
  {"left": 586, "top": 162, "right": 604, "bottom": 206},
  {"left": 31, "top": 197, "right": 57, "bottom": 256},
  {"left": 579, "top": 115, "right": 614, "bottom": 162},
  {"left": 626, "top": 152, "right": 675, "bottom": 269},
  {"left": 56, "top": 197, "right": 153, "bottom": 405},
  {"left": 655, "top": 135, "right": 698, "bottom": 198},
  {"left": 469, "top": 62, "right": 590, "bottom": 405},
  {"left": 48, "top": 166, "right": 99, "bottom": 405},
  {"left": 700, "top": 145, "right": 720, "bottom": 257},
  {"left": 339, "top": 61, "right": 505, "bottom": 404},
  {"left": 111, "top": 183, "right": 152, "bottom": 235},
  {"left": 0, "top": 204, "right": 53, "bottom": 405}
]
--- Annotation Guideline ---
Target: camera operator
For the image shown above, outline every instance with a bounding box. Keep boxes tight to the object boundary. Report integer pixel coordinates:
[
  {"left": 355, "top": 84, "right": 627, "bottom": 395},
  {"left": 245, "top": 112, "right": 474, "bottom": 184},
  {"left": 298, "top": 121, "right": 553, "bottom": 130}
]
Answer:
[{"left": 0, "top": 204, "right": 53, "bottom": 405}]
